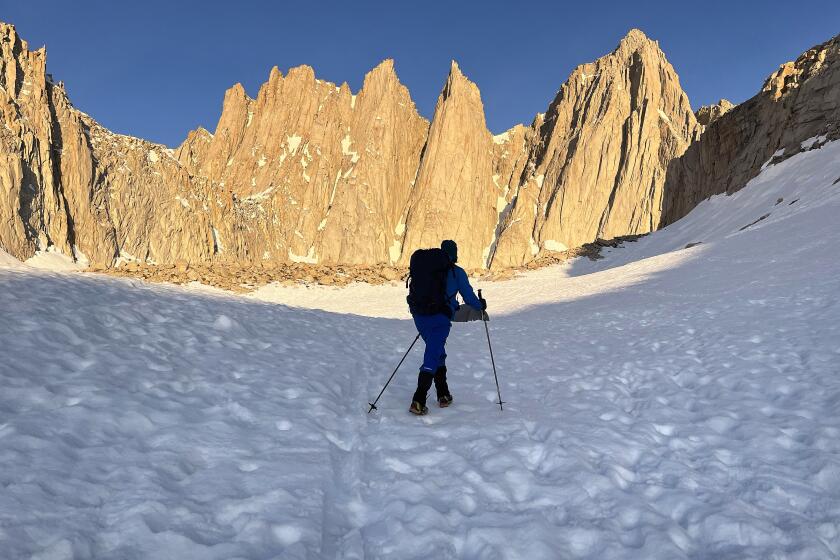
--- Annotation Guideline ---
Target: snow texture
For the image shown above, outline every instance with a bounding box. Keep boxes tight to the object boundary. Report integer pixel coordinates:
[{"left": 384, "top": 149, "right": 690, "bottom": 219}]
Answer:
[{"left": 1, "top": 142, "right": 839, "bottom": 558}]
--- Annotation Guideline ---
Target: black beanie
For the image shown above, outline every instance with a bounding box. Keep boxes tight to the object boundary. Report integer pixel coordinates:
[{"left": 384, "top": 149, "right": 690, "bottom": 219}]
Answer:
[{"left": 441, "top": 239, "right": 458, "bottom": 263}]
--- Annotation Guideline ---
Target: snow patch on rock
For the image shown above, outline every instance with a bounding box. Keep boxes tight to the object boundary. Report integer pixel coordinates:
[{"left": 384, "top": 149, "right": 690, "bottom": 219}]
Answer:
[
  {"left": 287, "top": 135, "right": 302, "bottom": 154},
  {"left": 389, "top": 239, "right": 402, "bottom": 264},
  {"left": 25, "top": 247, "right": 84, "bottom": 271},
  {"left": 492, "top": 131, "right": 510, "bottom": 144},
  {"left": 175, "top": 195, "right": 191, "bottom": 209},
  {"left": 341, "top": 134, "right": 360, "bottom": 164},
  {"left": 801, "top": 135, "right": 827, "bottom": 150},
  {"left": 288, "top": 247, "right": 318, "bottom": 264},
  {"left": 543, "top": 239, "right": 568, "bottom": 252}
]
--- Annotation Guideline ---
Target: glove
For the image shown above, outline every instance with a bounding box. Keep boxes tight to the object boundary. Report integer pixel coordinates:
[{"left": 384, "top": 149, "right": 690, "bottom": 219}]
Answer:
[{"left": 480, "top": 297, "right": 487, "bottom": 311}]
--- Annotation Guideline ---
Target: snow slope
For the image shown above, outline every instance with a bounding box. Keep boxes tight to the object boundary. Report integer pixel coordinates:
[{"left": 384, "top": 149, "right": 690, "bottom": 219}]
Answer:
[
  {"left": 0, "top": 248, "right": 25, "bottom": 269},
  {"left": 1, "top": 142, "right": 839, "bottom": 559}
]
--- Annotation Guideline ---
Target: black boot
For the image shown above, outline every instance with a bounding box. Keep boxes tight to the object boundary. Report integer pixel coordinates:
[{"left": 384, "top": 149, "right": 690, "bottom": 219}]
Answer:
[
  {"left": 410, "top": 371, "right": 434, "bottom": 415},
  {"left": 434, "top": 366, "right": 453, "bottom": 408}
]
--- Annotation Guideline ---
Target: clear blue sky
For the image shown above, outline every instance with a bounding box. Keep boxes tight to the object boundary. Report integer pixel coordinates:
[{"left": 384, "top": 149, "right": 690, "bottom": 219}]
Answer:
[{"left": 4, "top": 0, "right": 839, "bottom": 147}]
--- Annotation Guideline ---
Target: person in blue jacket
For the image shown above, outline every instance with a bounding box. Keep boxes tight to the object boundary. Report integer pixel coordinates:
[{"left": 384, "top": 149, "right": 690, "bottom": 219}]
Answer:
[{"left": 410, "top": 239, "right": 486, "bottom": 415}]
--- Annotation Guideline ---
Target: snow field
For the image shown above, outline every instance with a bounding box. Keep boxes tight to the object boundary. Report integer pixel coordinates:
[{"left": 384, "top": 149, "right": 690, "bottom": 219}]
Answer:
[
  {"left": 0, "top": 141, "right": 839, "bottom": 558},
  {"left": 0, "top": 273, "right": 419, "bottom": 558}
]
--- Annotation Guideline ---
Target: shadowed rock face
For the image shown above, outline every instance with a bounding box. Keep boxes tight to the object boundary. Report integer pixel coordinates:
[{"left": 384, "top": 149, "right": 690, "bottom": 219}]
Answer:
[
  {"left": 661, "top": 35, "right": 840, "bottom": 227},
  {"left": 1, "top": 21, "right": 835, "bottom": 271}
]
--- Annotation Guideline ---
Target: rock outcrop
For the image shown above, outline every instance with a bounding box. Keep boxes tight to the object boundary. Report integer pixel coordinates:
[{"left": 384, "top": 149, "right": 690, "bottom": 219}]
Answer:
[
  {"left": 662, "top": 36, "right": 840, "bottom": 225},
  {"left": 175, "top": 60, "right": 429, "bottom": 266},
  {"left": 0, "top": 23, "right": 217, "bottom": 267},
  {"left": 695, "top": 99, "right": 735, "bottom": 126},
  {"left": 489, "top": 29, "right": 700, "bottom": 267},
  {"left": 0, "top": 23, "right": 72, "bottom": 260},
  {"left": 398, "top": 62, "right": 502, "bottom": 267}
]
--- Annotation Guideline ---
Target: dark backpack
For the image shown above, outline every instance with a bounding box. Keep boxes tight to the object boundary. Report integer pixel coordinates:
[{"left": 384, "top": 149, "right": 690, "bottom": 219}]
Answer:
[{"left": 406, "top": 248, "right": 453, "bottom": 318}]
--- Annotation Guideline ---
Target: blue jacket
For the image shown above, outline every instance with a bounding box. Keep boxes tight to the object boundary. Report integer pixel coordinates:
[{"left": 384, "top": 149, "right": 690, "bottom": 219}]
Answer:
[{"left": 445, "top": 265, "right": 482, "bottom": 315}]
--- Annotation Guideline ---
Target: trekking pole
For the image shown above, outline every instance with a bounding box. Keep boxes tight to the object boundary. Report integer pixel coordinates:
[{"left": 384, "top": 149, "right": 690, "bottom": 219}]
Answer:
[
  {"left": 478, "top": 290, "right": 504, "bottom": 411},
  {"left": 368, "top": 333, "right": 421, "bottom": 413}
]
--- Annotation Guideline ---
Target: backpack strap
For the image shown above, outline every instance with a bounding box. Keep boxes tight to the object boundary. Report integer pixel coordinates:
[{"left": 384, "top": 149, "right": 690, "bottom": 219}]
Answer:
[{"left": 444, "top": 265, "right": 458, "bottom": 306}]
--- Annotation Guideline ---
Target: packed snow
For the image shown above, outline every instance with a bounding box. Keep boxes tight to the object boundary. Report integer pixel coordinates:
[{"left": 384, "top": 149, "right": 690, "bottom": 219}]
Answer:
[{"left": 1, "top": 142, "right": 839, "bottom": 558}]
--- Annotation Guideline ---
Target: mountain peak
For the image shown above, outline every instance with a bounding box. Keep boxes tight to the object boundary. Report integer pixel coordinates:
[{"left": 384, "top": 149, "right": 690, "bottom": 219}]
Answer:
[
  {"left": 373, "top": 58, "right": 395, "bottom": 72},
  {"left": 444, "top": 60, "right": 473, "bottom": 89},
  {"left": 620, "top": 28, "right": 652, "bottom": 45},
  {"left": 268, "top": 65, "right": 283, "bottom": 83},
  {"left": 286, "top": 64, "right": 316, "bottom": 82},
  {"left": 223, "top": 82, "right": 251, "bottom": 103},
  {"left": 437, "top": 59, "right": 482, "bottom": 106},
  {"left": 359, "top": 58, "right": 413, "bottom": 106},
  {"left": 615, "top": 28, "right": 659, "bottom": 55},
  {"left": 364, "top": 58, "right": 399, "bottom": 85}
]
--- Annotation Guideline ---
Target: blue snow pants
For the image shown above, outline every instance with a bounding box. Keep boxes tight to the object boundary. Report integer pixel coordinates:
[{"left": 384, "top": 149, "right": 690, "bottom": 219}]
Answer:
[{"left": 412, "top": 313, "right": 452, "bottom": 373}]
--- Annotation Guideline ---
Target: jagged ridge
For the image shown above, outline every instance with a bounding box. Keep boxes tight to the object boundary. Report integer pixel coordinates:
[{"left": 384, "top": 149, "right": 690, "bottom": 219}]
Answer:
[{"left": 2, "top": 21, "right": 836, "bottom": 272}]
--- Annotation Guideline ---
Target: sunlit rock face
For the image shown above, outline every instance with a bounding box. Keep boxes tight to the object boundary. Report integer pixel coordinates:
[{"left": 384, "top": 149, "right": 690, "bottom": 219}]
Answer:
[
  {"left": 695, "top": 99, "right": 735, "bottom": 126},
  {"left": 9, "top": 22, "right": 834, "bottom": 271},
  {"left": 489, "top": 29, "right": 700, "bottom": 268},
  {"left": 175, "top": 60, "right": 429, "bottom": 266},
  {"left": 0, "top": 22, "right": 215, "bottom": 267}
]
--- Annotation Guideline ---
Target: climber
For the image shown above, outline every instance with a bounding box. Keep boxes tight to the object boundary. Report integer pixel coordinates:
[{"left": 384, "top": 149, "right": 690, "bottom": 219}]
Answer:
[{"left": 405, "top": 239, "right": 486, "bottom": 415}]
